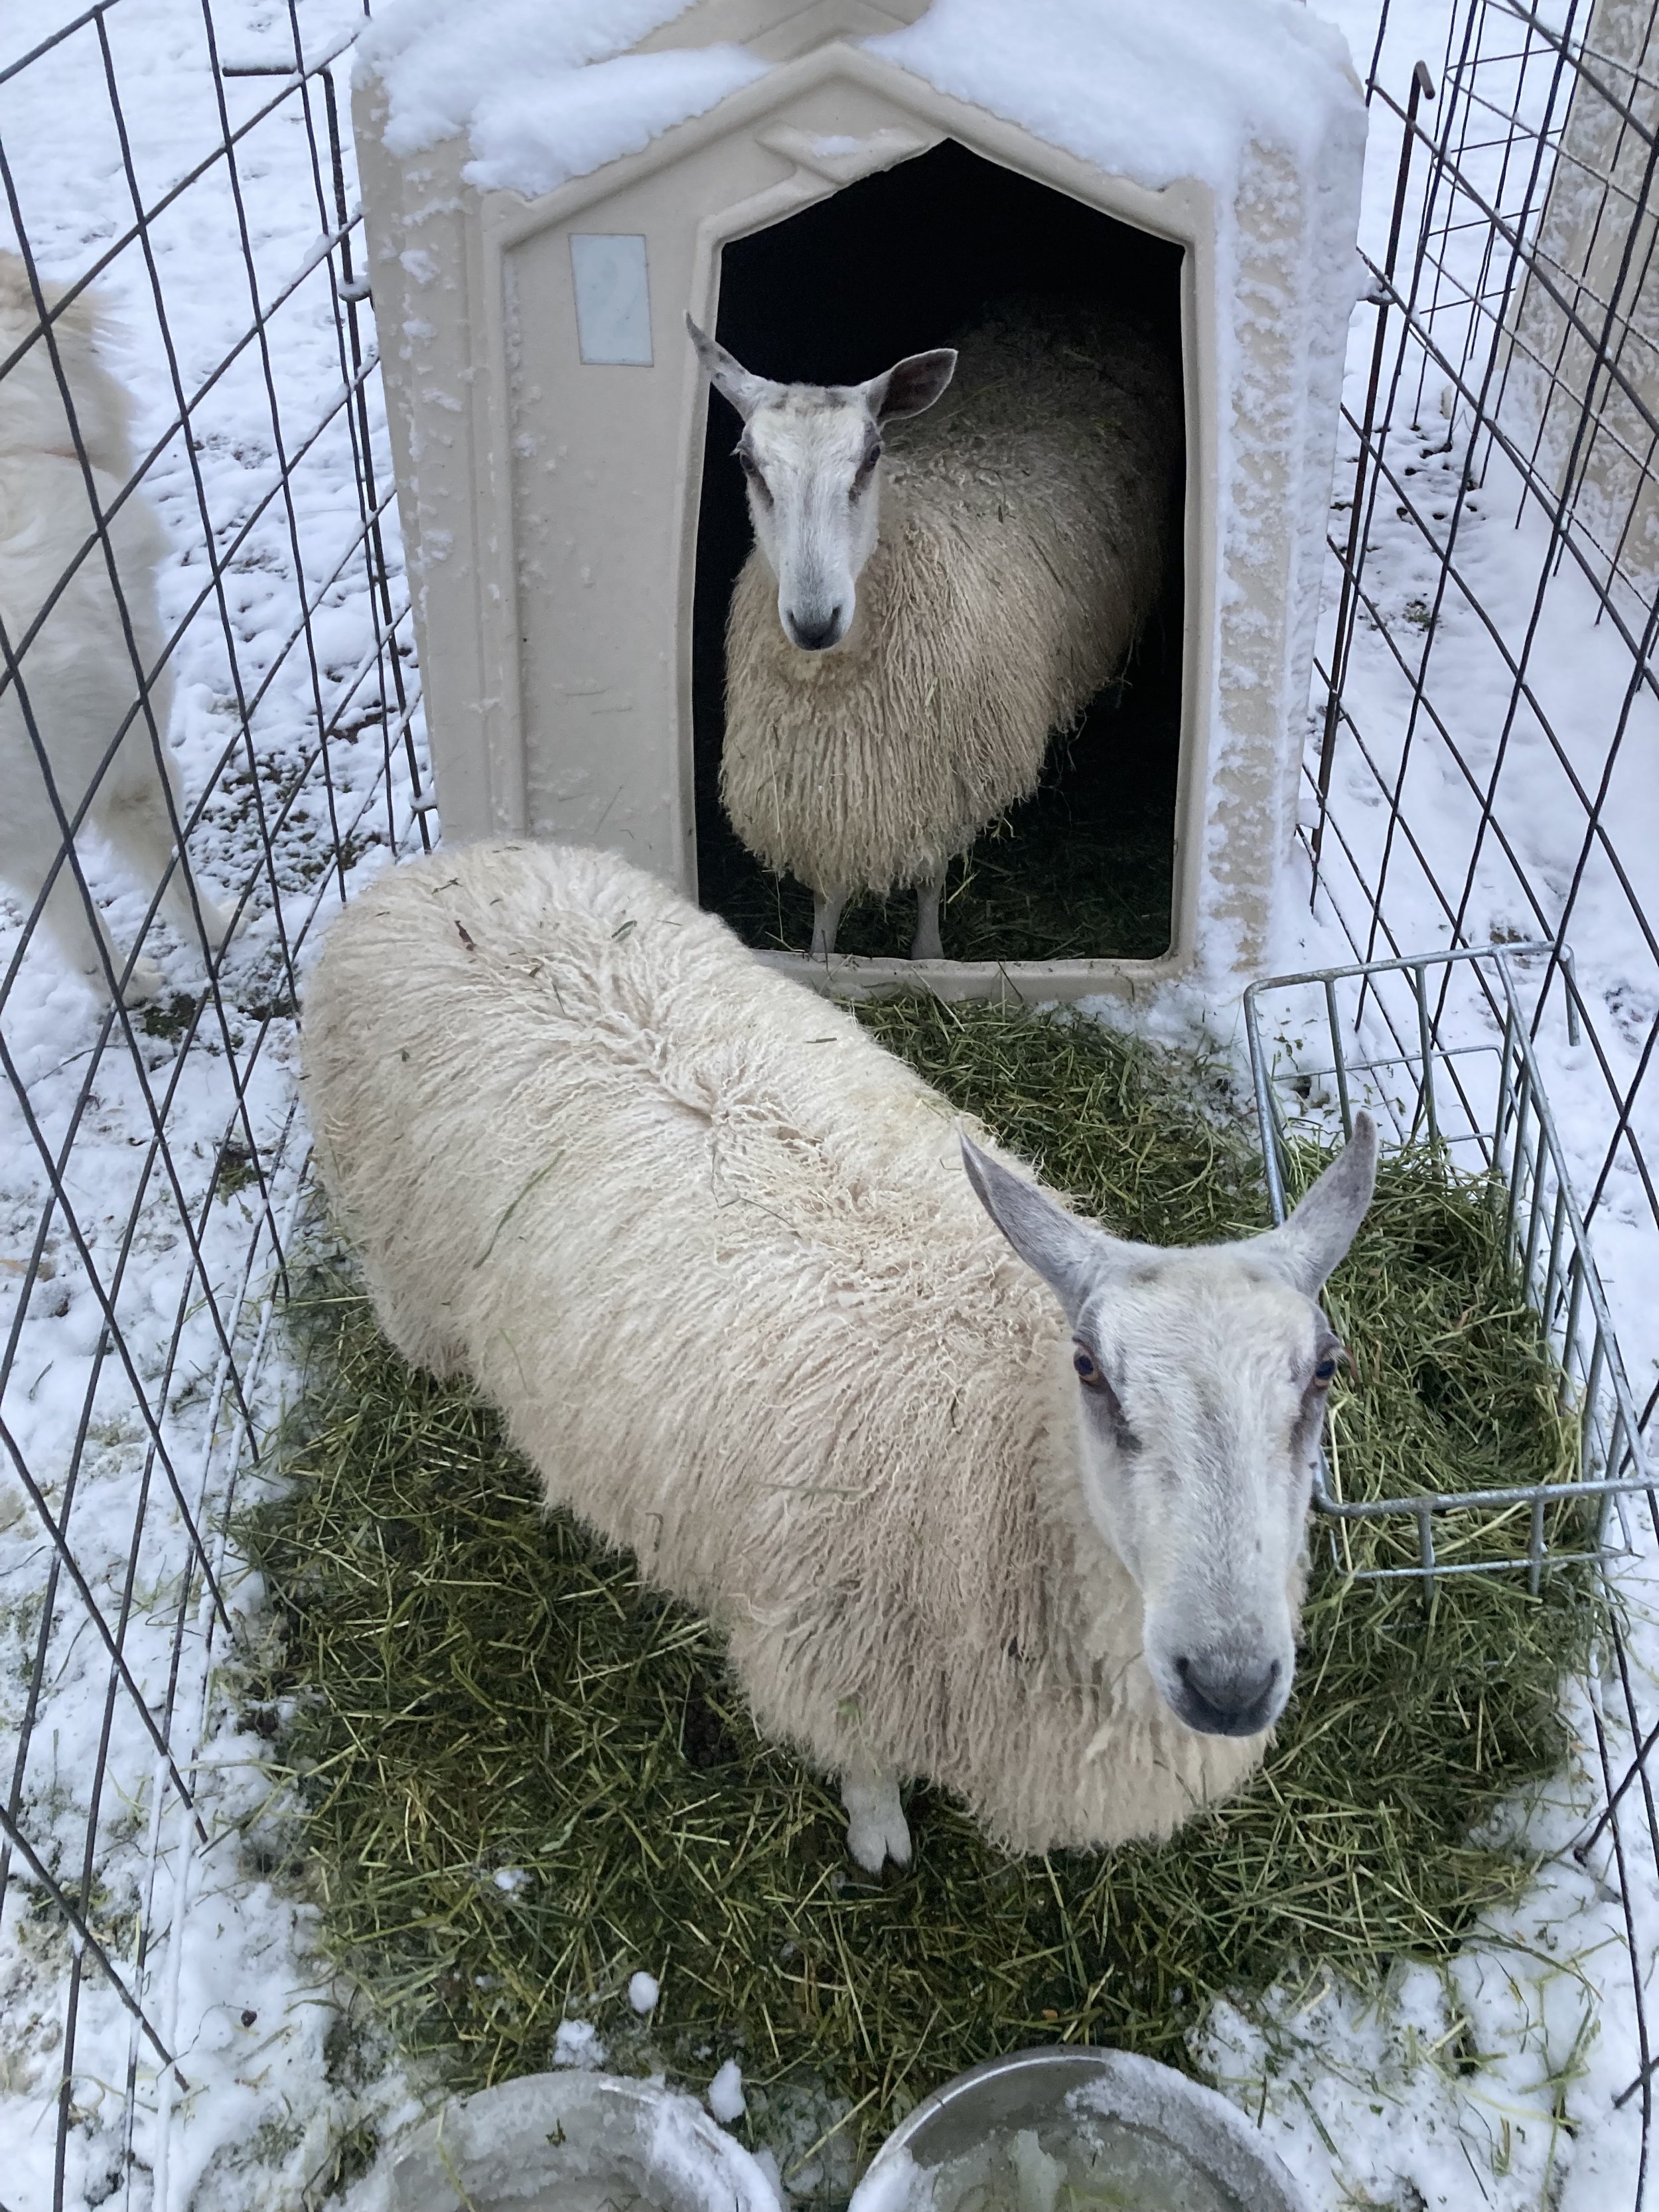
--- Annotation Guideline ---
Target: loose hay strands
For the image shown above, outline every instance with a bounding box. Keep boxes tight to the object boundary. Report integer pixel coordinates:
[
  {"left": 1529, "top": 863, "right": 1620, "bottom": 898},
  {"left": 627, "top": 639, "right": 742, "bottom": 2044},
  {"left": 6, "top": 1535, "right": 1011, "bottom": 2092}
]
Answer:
[{"left": 242, "top": 997, "right": 1599, "bottom": 2179}]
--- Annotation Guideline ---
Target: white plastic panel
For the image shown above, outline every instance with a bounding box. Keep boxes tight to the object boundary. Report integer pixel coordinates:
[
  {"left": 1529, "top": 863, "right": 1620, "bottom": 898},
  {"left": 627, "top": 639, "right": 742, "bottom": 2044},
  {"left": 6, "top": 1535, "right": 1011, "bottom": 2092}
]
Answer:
[{"left": 569, "top": 233, "right": 653, "bottom": 364}]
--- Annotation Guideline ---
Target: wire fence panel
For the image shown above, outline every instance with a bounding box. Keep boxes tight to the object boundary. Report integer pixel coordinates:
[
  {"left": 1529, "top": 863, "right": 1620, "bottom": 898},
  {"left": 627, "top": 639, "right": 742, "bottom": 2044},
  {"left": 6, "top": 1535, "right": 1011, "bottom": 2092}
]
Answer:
[
  {"left": 1311, "top": 3, "right": 1659, "bottom": 2195},
  {"left": 1246, "top": 942, "right": 1652, "bottom": 1583},
  {"left": 1312, "top": 0, "right": 1659, "bottom": 1438},
  {"left": 0, "top": 3, "right": 424, "bottom": 2205},
  {"left": 1502, "top": 0, "right": 1659, "bottom": 607}
]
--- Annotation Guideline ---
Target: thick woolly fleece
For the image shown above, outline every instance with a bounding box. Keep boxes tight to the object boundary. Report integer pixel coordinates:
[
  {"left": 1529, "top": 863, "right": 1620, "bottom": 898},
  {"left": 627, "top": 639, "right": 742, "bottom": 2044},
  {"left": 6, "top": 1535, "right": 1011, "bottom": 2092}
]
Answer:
[
  {"left": 719, "top": 305, "right": 1183, "bottom": 901},
  {"left": 302, "top": 841, "right": 1263, "bottom": 1855}
]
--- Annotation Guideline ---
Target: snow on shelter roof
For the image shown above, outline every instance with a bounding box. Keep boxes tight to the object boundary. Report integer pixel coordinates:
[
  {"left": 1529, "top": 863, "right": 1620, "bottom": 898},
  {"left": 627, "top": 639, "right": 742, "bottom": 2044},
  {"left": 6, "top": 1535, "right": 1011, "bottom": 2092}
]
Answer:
[{"left": 356, "top": 0, "right": 1364, "bottom": 204}]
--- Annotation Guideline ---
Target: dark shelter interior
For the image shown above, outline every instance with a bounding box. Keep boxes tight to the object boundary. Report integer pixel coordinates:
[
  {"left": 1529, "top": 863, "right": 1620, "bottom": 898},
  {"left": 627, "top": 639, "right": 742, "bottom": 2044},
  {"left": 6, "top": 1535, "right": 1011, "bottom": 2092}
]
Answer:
[{"left": 691, "top": 136, "right": 1187, "bottom": 963}]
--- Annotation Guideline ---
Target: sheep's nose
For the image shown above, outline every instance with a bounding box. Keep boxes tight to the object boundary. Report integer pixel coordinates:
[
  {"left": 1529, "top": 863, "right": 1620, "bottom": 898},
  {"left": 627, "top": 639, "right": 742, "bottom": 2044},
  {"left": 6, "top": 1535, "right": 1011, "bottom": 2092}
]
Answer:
[
  {"left": 1174, "top": 1651, "right": 1282, "bottom": 1737},
  {"left": 786, "top": 606, "right": 845, "bottom": 652}
]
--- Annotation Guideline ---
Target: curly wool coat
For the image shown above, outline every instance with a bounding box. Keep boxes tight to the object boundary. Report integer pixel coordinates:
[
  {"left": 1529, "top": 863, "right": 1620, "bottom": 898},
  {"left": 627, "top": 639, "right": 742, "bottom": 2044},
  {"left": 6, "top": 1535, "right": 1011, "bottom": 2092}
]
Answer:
[
  {"left": 719, "top": 304, "right": 1182, "bottom": 900},
  {"left": 302, "top": 839, "right": 1263, "bottom": 1854}
]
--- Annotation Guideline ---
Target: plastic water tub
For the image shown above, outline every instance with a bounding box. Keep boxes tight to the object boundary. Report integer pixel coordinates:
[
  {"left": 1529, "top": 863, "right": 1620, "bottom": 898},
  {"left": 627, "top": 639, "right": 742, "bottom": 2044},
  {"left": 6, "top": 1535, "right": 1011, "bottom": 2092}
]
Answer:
[
  {"left": 849, "top": 2047, "right": 1311, "bottom": 2212},
  {"left": 372, "top": 2071, "right": 783, "bottom": 2212}
]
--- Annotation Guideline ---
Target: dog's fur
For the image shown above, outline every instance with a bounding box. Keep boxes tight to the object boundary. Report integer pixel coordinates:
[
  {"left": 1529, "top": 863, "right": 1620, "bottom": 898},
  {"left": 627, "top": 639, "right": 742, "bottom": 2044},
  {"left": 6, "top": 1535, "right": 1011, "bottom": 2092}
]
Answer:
[{"left": 0, "top": 253, "right": 230, "bottom": 1001}]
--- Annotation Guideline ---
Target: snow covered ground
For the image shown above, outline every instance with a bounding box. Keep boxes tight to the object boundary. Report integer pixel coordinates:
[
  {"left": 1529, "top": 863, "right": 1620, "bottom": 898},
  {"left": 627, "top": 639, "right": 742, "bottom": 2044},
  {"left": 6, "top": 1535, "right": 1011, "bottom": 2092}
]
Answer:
[{"left": 1, "top": 1, "right": 1657, "bottom": 2208}]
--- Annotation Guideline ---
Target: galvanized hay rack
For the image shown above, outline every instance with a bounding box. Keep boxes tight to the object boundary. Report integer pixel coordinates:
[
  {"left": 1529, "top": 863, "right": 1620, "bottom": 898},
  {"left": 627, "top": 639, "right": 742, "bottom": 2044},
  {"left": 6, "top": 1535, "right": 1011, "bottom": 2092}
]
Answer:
[{"left": 1246, "top": 942, "right": 1652, "bottom": 1587}]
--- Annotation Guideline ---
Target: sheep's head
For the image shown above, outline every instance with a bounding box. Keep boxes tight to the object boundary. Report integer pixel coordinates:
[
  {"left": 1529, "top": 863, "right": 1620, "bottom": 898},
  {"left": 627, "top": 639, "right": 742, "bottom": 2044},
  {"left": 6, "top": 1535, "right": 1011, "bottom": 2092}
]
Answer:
[
  {"left": 961, "top": 1116, "right": 1378, "bottom": 1742},
  {"left": 686, "top": 315, "right": 956, "bottom": 653}
]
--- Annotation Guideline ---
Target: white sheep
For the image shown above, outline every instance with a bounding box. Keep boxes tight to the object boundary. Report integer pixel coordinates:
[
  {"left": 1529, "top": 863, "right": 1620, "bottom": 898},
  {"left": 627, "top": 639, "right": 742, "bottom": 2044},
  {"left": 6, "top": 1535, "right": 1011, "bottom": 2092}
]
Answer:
[
  {"left": 0, "top": 252, "right": 233, "bottom": 1003},
  {"left": 689, "top": 302, "right": 1181, "bottom": 960},
  {"left": 303, "top": 839, "right": 1376, "bottom": 1870}
]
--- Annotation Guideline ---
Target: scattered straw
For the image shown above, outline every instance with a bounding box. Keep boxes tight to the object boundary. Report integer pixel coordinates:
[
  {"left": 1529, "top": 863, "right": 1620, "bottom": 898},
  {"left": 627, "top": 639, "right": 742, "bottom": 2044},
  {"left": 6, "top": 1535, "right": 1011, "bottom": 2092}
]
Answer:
[{"left": 242, "top": 996, "right": 1598, "bottom": 2175}]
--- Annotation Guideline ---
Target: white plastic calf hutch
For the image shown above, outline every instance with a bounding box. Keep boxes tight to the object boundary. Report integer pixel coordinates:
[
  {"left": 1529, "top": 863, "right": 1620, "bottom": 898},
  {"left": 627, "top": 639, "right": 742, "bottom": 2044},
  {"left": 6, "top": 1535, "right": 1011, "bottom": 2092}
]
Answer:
[{"left": 354, "top": 0, "right": 1365, "bottom": 1003}]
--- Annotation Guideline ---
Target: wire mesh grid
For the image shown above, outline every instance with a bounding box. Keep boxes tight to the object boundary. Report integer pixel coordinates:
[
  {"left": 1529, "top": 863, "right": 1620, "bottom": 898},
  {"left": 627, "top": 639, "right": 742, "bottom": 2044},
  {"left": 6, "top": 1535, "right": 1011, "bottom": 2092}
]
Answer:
[
  {"left": 1312, "top": 0, "right": 1659, "bottom": 1383},
  {"left": 1245, "top": 942, "right": 1652, "bottom": 1585},
  {"left": 1309, "top": 0, "right": 1659, "bottom": 2183},
  {"left": 0, "top": 3, "right": 425, "bottom": 2205}
]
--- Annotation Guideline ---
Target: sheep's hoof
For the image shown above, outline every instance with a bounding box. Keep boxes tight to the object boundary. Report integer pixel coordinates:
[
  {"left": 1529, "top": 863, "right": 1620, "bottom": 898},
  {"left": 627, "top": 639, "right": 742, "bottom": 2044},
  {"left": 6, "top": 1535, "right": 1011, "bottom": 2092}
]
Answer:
[
  {"left": 841, "top": 1769, "right": 912, "bottom": 1873},
  {"left": 910, "top": 879, "right": 944, "bottom": 962}
]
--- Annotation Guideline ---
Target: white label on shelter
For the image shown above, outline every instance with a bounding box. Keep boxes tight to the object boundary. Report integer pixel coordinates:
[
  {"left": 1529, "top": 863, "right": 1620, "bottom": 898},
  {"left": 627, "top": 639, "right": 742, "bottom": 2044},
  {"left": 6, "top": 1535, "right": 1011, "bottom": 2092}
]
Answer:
[{"left": 570, "top": 234, "right": 652, "bottom": 364}]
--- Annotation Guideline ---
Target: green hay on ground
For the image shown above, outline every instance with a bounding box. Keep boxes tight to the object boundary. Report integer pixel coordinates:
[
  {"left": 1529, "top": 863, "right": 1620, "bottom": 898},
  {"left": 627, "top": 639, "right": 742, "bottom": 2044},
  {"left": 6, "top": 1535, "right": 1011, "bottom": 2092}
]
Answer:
[{"left": 242, "top": 997, "right": 1599, "bottom": 2182}]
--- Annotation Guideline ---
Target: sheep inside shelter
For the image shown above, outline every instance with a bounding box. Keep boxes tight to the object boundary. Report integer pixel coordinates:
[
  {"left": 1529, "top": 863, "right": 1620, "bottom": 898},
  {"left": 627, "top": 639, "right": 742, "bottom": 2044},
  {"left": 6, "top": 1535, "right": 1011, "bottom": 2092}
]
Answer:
[
  {"left": 353, "top": 0, "right": 1366, "bottom": 1007},
  {"left": 692, "top": 140, "right": 1187, "bottom": 966}
]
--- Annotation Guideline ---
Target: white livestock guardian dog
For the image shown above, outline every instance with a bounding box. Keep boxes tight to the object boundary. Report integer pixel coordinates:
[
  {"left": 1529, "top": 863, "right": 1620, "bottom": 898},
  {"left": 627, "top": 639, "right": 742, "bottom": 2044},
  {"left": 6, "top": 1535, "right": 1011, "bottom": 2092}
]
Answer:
[{"left": 0, "top": 254, "right": 232, "bottom": 1002}]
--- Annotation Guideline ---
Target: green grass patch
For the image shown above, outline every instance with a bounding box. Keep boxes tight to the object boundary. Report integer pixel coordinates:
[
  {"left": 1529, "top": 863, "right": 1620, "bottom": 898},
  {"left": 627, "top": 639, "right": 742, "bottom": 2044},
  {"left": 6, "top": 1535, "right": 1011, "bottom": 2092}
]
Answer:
[{"left": 243, "top": 996, "right": 1598, "bottom": 2181}]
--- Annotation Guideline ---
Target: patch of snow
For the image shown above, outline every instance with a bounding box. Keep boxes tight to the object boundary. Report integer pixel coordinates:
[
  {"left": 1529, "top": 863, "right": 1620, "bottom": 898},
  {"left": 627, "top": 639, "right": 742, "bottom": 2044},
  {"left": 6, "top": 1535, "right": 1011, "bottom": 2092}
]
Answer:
[
  {"left": 554, "top": 2017, "right": 609, "bottom": 2069},
  {"left": 751, "top": 2146, "right": 785, "bottom": 2202},
  {"left": 363, "top": 0, "right": 1360, "bottom": 204},
  {"left": 1190, "top": 1708, "right": 1646, "bottom": 2212},
  {"left": 868, "top": 0, "right": 1361, "bottom": 194},
  {"left": 629, "top": 1968, "right": 661, "bottom": 2014},
  {"left": 454, "top": 48, "right": 769, "bottom": 200},
  {"left": 356, "top": 0, "right": 766, "bottom": 198},
  {"left": 707, "top": 2057, "right": 747, "bottom": 2123},
  {"left": 847, "top": 2146, "right": 930, "bottom": 2212}
]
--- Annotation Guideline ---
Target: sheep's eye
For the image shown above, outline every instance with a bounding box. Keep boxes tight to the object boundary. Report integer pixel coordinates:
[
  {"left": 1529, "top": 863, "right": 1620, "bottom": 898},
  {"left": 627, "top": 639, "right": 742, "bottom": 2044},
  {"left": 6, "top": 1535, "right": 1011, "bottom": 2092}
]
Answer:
[
  {"left": 1313, "top": 1356, "right": 1338, "bottom": 1386},
  {"left": 1077, "top": 1355, "right": 1140, "bottom": 1455},
  {"left": 853, "top": 441, "right": 882, "bottom": 492},
  {"left": 737, "top": 449, "right": 770, "bottom": 500}
]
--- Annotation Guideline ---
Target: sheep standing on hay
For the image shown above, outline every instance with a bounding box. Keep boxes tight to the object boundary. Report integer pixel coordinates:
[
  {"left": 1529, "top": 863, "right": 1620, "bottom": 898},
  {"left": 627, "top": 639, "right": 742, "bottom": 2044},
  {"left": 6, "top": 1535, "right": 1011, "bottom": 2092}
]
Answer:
[
  {"left": 304, "top": 840, "right": 1376, "bottom": 1870},
  {"left": 0, "top": 252, "right": 234, "bottom": 1002},
  {"left": 689, "top": 301, "right": 1181, "bottom": 960}
]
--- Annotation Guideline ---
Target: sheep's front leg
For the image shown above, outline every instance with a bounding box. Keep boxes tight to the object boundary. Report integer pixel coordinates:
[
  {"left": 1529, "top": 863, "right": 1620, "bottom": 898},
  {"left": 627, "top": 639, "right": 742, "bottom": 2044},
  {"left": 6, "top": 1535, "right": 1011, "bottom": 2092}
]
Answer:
[
  {"left": 840, "top": 1765, "right": 911, "bottom": 1873},
  {"left": 910, "top": 875, "right": 946, "bottom": 962},
  {"left": 810, "top": 887, "right": 847, "bottom": 962}
]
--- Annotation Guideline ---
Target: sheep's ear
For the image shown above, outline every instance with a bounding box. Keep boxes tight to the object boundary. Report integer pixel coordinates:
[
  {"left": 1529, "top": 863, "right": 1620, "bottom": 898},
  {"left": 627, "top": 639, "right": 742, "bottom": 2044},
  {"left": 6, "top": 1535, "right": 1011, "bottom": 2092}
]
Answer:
[
  {"left": 960, "top": 1132, "right": 1119, "bottom": 1325},
  {"left": 1252, "top": 1111, "right": 1379, "bottom": 1295},
  {"left": 686, "top": 314, "right": 776, "bottom": 419},
  {"left": 864, "top": 347, "right": 957, "bottom": 423}
]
